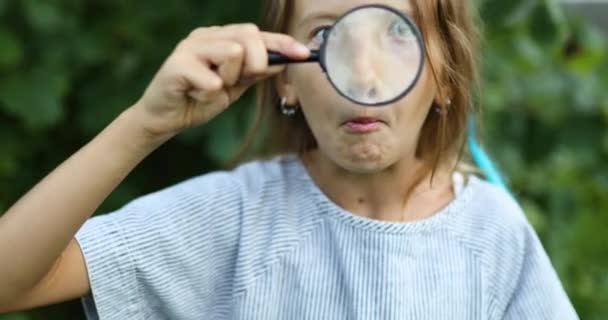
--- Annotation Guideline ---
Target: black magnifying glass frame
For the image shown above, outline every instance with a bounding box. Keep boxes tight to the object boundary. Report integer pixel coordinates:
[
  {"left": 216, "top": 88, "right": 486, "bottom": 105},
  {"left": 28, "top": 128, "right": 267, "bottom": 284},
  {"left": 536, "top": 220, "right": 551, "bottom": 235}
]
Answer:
[{"left": 268, "top": 4, "right": 426, "bottom": 107}]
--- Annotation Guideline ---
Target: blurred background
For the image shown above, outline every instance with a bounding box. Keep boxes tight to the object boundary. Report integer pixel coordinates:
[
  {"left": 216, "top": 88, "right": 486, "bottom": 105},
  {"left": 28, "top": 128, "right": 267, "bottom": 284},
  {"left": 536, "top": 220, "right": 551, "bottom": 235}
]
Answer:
[{"left": 0, "top": 0, "right": 606, "bottom": 319}]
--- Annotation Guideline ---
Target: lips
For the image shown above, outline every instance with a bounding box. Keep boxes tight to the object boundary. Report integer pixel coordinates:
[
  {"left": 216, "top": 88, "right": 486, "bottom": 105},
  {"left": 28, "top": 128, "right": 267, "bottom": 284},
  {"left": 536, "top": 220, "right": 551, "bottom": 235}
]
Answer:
[
  {"left": 342, "top": 117, "right": 385, "bottom": 125},
  {"left": 348, "top": 117, "right": 380, "bottom": 124},
  {"left": 342, "top": 116, "right": 385, "bottom": 133}
]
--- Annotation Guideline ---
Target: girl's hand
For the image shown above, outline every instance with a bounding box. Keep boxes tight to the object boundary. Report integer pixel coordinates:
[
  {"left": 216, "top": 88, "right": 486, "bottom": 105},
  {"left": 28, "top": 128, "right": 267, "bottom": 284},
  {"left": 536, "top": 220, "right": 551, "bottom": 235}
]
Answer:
[{"left": 131, "top": 24, "right": 310, "bottom": 141}]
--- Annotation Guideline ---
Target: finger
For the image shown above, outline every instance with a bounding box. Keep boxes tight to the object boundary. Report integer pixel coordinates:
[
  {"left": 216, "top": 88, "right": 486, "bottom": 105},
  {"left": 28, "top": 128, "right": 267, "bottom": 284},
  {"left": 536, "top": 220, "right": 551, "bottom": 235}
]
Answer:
[
  {"left": 231, "top": 66, "right": 285, "bottom": 99},
  {"left": 218, "top": 58, "right": 244, "bottom": 87},
  {"left": 185, "top": 25, "right": 308, "bottom": 86},
  {"left": 223, "top": 24, "right": 268, "bottom": 76},
  {"left": 237, "top": 64, "right": 286, "bottom": 86},
  {"left": 260, "top": 32, "right": 310, "bottom": 60},
  {"left": 214, "top": 41, "right": 245, "bottom": 87},
  {"left": 205, "top": 24, "right": 302, "bottom": 77},
  {"left": 177, "top": 60, "right": 224, "bottom": 94},
  {"left": 182, "top": 38, "right": 280, "bottom": 90},
  {"left": 188, "top": 25, "right": 310, "bottom": 62},
  {"left": 188, "top": 87, "right": 229, "bottom": 107},
  {"left": 191, "top": 80, "right": 247, "bottom": 107},
  {"left": 179, "top": 40, "right": 245, "bottom": 87}
]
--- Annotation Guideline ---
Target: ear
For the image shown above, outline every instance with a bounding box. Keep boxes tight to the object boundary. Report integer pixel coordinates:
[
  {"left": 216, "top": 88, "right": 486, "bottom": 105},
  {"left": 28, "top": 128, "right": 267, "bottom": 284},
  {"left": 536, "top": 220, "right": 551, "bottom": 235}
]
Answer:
[
  {"left": 274, "top": 69, "right": 299, "bottom": 105},
  {"left": 433, "top": 84, "right": 454, "bottom": 107}
]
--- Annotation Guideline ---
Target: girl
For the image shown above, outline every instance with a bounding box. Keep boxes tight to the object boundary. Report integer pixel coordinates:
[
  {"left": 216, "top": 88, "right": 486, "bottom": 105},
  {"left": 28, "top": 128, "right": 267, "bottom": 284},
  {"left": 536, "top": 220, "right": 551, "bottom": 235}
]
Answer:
[{"left": 0, "top": 0, "right": 578, "bottom": 319}]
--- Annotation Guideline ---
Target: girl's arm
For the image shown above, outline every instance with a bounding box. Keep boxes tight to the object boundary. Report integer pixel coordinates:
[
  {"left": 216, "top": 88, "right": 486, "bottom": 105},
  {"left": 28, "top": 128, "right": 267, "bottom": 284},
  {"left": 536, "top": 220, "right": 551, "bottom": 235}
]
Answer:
[
  {"left": 1, "top": 239, "right": 87, "bottom": 313},
  {"left": 0, "top": 108, "right": 165, "bottom": 311},
  {"left": 0, "top": 24, "right": 309, "bottom": 312}
]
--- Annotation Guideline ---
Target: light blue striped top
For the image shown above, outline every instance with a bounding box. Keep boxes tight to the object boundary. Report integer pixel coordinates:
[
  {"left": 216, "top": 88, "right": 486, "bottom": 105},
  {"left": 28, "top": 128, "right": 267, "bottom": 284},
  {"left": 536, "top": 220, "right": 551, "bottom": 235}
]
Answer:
[{"left": 75, "top": 154, "right": 579, "bottom": 319}]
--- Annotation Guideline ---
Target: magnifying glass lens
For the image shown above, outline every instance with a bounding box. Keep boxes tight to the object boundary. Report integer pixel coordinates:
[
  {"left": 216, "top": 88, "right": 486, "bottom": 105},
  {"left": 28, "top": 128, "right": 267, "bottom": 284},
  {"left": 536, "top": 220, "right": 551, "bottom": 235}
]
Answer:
[
  {"left": 268, "top": 5, "right": 425, "bottom": 107},
  {"left": 324, "top": 6, "right": 424, "bottom": 106}
]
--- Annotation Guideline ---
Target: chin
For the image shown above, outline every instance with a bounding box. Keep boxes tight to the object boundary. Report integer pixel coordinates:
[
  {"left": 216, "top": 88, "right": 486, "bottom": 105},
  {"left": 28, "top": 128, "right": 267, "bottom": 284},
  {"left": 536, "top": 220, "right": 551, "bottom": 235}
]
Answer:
[{"left": 335, "top": 141, "right": 396, "bottom": 174}]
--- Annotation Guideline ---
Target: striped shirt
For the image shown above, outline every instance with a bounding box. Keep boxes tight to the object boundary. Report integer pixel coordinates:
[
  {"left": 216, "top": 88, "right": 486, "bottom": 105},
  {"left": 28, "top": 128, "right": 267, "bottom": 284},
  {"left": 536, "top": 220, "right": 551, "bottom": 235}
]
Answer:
[{"left": 75, "top": 154, "right": 579, "bottom": 319}]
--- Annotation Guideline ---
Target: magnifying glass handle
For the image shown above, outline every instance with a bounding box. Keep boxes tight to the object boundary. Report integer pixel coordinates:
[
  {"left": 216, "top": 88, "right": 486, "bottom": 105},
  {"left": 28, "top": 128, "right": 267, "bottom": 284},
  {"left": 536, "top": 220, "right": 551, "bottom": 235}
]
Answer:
[{"left": 268, "top": 50, "right": 320, "bottom": 65}]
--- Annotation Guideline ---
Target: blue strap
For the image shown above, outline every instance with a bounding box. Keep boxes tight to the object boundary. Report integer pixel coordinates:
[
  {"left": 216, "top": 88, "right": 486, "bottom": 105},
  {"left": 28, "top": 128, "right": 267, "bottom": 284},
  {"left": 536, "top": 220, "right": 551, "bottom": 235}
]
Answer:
[{"left": 467, "top": 114, "right": 509, "bottom": 191}]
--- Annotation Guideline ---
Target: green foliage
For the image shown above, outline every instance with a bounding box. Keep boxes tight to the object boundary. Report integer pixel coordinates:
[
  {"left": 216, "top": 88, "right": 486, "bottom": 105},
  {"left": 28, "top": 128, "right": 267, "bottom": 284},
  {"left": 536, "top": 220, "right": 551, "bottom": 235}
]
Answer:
[
  {"left": 478, "top": 1, "right": 608, "bottom": 318},
  {"left": 0, "top": 0, "right": 606, "bottom": 319}
]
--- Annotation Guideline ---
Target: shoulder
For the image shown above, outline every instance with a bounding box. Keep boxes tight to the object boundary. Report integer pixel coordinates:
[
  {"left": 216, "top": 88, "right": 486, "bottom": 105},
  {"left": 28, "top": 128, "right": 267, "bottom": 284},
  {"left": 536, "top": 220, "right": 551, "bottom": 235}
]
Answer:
[
  {"left": 129, "top": 154, "right": 299, "bottom": 209},
  {"left": 82, "top": 154, "right": 302, "bottom": 249},
  {"left": 448, "top": 175, "right": 531, "bottom": 247},
  {"left": 76, "top": 154, "right": 306, "bottom": 275},
  {"left": 447, "top": 176, "right": 537, "bottom": 297},
  {"left": 449, "top": 176, "right": 578, "bottom": 318},
  {"left": 126, "top": 154, "right": 310, "bottom": 239}
]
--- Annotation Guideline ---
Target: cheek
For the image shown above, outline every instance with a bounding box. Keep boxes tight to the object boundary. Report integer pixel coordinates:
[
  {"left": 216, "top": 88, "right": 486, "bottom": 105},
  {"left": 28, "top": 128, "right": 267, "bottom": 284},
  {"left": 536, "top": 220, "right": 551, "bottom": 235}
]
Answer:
[
  {"left": 290, "top": 64, "right": 332, "bottom": 98},
  {"left": 290, "top": 64, "right": 336, "bottom": 122}
]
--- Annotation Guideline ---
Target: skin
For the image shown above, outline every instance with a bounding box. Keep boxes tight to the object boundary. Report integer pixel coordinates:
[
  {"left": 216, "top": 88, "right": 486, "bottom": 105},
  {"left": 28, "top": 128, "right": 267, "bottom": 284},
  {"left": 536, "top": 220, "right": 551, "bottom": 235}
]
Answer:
[
  {"left": 0, "top": 0, "right": 456, "bottom": 312},
  {"left": 278, "top": 0, "right": 455, "bottom": 222}
]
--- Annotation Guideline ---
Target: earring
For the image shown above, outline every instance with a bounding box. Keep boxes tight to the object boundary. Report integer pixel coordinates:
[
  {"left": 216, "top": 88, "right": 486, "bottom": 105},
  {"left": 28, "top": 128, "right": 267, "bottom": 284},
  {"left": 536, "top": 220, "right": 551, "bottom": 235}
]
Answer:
[
  {"left": 433, "top": 98, "right": 451, "bottom": 115},
  {"left": 280, "top": 97, "right": 298, "bottom": 116},
  {"left": 435, "top": 97, "right": 452, "bottom": 114}
]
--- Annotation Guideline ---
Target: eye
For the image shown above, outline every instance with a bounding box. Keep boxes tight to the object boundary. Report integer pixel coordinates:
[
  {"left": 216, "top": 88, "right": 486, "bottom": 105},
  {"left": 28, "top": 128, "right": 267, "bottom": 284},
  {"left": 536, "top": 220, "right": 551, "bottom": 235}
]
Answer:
[
  {"left": 311, "top": 26, "right": 331, "bottom": 45},
  {"left": 388, "top": 19, "right": 413, "bottom": 39}
]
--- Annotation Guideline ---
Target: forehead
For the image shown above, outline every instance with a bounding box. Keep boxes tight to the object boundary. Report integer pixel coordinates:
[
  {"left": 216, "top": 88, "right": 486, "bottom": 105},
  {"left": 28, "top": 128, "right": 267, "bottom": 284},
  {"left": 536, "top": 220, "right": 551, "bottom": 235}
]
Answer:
[{"left": 293, "top": 0, "right": 414, "bottom": 27}]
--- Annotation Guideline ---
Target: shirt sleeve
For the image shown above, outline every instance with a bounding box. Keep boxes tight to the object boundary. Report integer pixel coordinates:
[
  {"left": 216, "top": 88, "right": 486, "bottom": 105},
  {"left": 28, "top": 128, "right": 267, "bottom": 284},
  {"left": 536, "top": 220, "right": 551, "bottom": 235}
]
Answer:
[
  {"left": 500, "top": 224, "right": 579, "bottom": 320},
  {"left": 74, "top": 171, "right": 245, "bottom": 320}
]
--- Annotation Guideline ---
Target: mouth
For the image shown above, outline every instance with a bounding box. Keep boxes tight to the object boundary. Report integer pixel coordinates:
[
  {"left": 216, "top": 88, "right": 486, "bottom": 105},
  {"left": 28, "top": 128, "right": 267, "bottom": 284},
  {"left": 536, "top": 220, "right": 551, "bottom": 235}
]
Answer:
[{"left": 342, "top": 117, "right": 386, "bottom": 133}]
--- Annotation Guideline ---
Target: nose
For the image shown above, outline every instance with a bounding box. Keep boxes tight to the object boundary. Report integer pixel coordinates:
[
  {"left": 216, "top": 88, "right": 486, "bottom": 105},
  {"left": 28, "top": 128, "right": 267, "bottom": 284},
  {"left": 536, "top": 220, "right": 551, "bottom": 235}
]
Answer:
[{"left": 346, "top": 41, "right": 382, "bottom": 102}]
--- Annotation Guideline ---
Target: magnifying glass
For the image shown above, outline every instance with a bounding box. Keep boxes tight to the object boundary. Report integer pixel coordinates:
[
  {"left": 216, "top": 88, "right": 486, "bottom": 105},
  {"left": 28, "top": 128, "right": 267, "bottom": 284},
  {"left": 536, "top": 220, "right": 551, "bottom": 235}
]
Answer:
[{"left": 268, "top": 4, "right": 425, "bottom": 106}]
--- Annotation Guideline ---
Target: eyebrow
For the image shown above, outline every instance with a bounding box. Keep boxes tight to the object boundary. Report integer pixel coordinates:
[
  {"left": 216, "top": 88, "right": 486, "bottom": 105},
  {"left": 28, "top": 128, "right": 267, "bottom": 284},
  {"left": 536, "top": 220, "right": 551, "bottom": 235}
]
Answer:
[{"left": 297, "top": 11, "right": 340, "bottom": 29}]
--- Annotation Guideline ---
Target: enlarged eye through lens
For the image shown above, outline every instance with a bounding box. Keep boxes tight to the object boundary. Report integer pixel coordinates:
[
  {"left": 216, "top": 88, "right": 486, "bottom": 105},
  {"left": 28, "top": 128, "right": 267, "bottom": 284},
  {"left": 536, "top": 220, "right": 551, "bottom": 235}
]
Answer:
[{"left": 388, "top": 19, "right": 413, "bottom": 39}]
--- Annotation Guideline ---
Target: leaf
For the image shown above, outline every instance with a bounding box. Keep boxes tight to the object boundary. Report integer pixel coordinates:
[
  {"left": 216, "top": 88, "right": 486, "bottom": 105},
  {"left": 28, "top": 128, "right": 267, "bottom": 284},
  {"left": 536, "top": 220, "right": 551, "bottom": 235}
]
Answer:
[
  {"left": 0, "top": 30, "right": 23, "bottom": 69},
  {"left": 0, "top": 0, "right": 7, "bottom": 15},
  {"left": 0, "top": 68, "right": 68, "bottom": 130},
  {"left": 530, "top": 0, "right": 568, "bottom": 46},
  {"left": 21, "top": 1, "right": 63, "bottom": 32},
  {"left": 480, "top": 0, "right": 534, "bottom": 28},
  {"left": 0, "top": 127, "right": 19, "bottom": 178},
  {"left": 520, "top": 197, "right": 548, "bottom": 234}
]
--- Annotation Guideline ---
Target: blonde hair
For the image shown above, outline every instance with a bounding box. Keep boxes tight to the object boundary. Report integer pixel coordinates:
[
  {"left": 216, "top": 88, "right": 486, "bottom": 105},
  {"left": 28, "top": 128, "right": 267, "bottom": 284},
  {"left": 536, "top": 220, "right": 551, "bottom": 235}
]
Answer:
[{"left": 233, "top": 0, "right": 483, "bottom": 192}]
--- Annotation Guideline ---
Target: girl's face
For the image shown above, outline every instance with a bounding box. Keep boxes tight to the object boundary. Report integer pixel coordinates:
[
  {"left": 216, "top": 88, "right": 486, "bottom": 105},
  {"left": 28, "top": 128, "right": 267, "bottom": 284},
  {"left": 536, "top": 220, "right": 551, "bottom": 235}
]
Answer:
[{"left": 281, "top": 0, "right": 438, "bottom": 173}]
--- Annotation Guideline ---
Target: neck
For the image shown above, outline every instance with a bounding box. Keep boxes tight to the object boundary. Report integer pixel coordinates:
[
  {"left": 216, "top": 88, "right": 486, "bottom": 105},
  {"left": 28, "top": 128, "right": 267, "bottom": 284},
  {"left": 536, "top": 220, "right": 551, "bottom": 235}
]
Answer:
[{"left": 302, "top": 150, "right": 456, "bottom": 222}]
